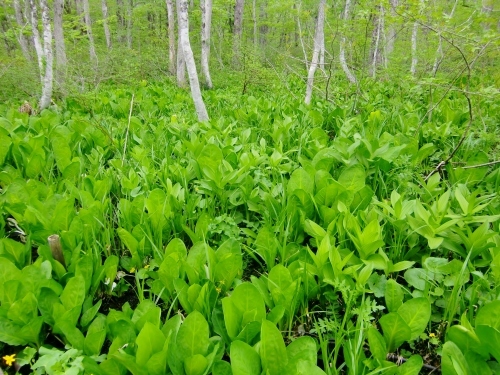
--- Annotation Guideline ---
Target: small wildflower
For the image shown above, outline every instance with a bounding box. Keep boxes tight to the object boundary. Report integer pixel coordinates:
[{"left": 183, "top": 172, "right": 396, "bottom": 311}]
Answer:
[
  {"left": 429, "top": 333, "right": 436, "bottom": 338},
  {"left": 130, "top": 267, "right": 136, "bottom": 273},
  {"left": 218, "top": 280, "right": 225, "bottom": 285},
  {"left": 216, "top": 287, "right": 222, "bottom": 294},
  {"left": 3, "top": 353, "right": 16, "bottom": 366},
  {"left": 144, "top": 264, "right": 150, "bottom": 269}
]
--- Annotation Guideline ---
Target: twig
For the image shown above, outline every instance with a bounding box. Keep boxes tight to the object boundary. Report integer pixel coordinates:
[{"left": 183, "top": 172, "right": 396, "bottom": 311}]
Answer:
[
  {"left": 459, "top": 160, "right": 500, "bottom": 170},
  {"left": 386, "top": 353, "right": 440, "bottom": 372},
  {"left": 122, "top": 93, "right": 135, "bottom": 166}
]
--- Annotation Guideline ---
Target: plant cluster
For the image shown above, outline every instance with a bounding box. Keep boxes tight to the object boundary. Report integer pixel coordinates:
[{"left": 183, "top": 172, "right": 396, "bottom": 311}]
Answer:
[{"left": 0, "top": 80, "right": 500, "bottom": 374}]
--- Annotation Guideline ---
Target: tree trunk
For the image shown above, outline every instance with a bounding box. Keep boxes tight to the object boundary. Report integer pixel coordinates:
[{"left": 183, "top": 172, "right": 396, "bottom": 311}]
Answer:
[
  {"left": 339, "top": 0, "right": 357, "bottom": 84},
  {"left": 259, "top": 1, "right": 267, "bottom": 47},
  {"left": 82, "top": 0, "right": 97, "bottom": 61},
  {"left": 177, "top": 0, "right": 209, "bottom": 121},
  {"left": 369, "top": 3, "right": 385, "bottom": 78},
  {"left": 305, "top": 0, "right": 325, "bottom": 105},
  {"left": 40, "top": 0, "right": 53, "bottom": 109},
  {"left": 166, "top": 0, "right": 176, "bottom": 75},
  {"left": 53, "top": 0, "right": 67, "bottom": 87},
  {"left": 29, "top": 0, "right": 53, "bottom": 109},
  {"left": 200, "top": 0, "right": 213, "bottom": 88},
  {"left": 410, "top": 21, "right": 418, "bottom": 76},
  {"left": 386, "top": 0, "right": 398, "bottom": 57},
  {"left": 176, "top": 26, "right": 186, "bottom": 86},
  {"left": 101, "top": 0, "right": 112, "bottom": 49},
  {"left": 296, "top": 1, "right": 308, "bottom": 71},
  {"left": 13, "top": 0, "right": 31, "bottom": 60},
  {"left": 233, "top": 0, "right": 244, "bottom": 66}
]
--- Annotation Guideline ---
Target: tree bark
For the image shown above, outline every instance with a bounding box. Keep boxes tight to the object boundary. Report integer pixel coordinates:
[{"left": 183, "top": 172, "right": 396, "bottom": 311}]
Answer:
[
  {"left": 233, "top": 0, "right": 244, "bottom": 66},
  {"left": 369, "top": 3, "right": 385, "bottom": 77},
  {"left": 200, "top": 0, "right": 213, "bottom": 88},
  {"left": 82, "top": 0, "right": 97, "bottom": 61},
  {"left": 166, "top": 0, "right": 176, "bottom": 75},
  {"left": 13, "top": 0, "right": 31, "bottom": 60},
  {"left": 101, "top": 0, "right": 112, "bottom": 49},
  {"left": 339, "top": 0, "right": 357, "bottom": 84},
  {"left": 252, "top": 0, "right": 257, "bottom": 48},
  {"left": 410, "top": 21, "right": 418, "bottom": 76},
  {"left": 305, "top": 0, "right": 325, "bottom": 105},
  {"left": 116, "top": 0, "right": 125, "bottom": 43},
  {"left": 176, "top": 26, "right": 186, "bottom": 86},
  {"left": 29, "top": 0, "right": 53, "bottom": 109},
  {"left": 177, "top": 0, "right": 209, "bottom": 121},
  {"left": 53, "top": 0, "right": 67, "bottom": 87}
]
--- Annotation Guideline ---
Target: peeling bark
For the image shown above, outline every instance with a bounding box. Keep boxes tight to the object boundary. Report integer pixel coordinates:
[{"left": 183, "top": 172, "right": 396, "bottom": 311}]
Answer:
[
  {"left": 101, "top": 0, "right": 112, "bottom": 49},
  {"left": 305, "top": 0, "right": 325, "bottom": 105},
  {"left": 200, "top": 0, "right": 213, "bottom": 88},
  {"left": 177, "top": 0, "right": 209, "bottom": 121},
  {"left": 82, "top": 0, "right": 97, "bottom": 61},
  {"left": 340, "top": 0, "right": 357, "bottom": 84}
]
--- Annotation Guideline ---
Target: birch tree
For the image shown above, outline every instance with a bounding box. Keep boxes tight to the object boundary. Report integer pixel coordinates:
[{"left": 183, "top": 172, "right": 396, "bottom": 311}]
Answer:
[
  {"left": 233, "top": 0, "right": 244, "bottom": 65},
  {"left": 177, "top": 0, "right": 208, "bottom": 121},
  {"left": 166, "top": 0, "right": 176, "bottom": 75},
  {"left": 29, "top": 0, "right": 53, "bottom": 109},
  {"left": 101, "top": 0, "right": 112, "bottom": 49},
  {"left": 82, "top": 0, "right": 97, "bottom": 61},
  {"left": 53, "top": 0, "right": 67, "bottom": 87},
  {"left": 339, "top": 0, "right": 357, "bottom": 84},
  {"left": 12, "top": 0, "right": 31, "bottom": 60},
  {"left": 305, "top": 0, "right": 325, "bottom": 105},
  {"left": 369, "top": 3, "right": 385, "bottom": 77},
  {"left": 176, "top": 26, "right": 186, "bottom": 86},
  {"left": 410, "top": 21, "right": 418, "bottom": 76},
  {"left": 200, "top": 0, "right": 213, "bottom": 88}
]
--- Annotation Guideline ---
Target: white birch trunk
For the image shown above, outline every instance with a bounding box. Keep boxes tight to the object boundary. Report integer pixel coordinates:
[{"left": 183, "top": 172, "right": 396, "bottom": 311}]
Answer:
[
  {"left": 305, "top": 0, "right": 325, "bottom": 105},
  {"left": 177, "top": 0, "right": 209, "bottom": 121},
  {"left": 82, "top": 0, "right": 97, "bottom": 61},
  {"left": 176, "top": 23, "right": 186, "bottom": 86},
  {"left": 200, "top": 0, "right": 213, "bottom": 88},
  {"left": 370, "top": 4, "right": 384, "bottom": 78},
  {"left": 53, "top": 0, "right": 67, "bottom": 87},
  {"left": 233, "top": 0, "right": 244, "bottom": 65},
  {"left": 339, "top": 0, "right": 357, "bottom": 84},
  {"left": 13, "top": 0, "right": 31, "bottom": 60},
  {"left": 29, "top": 0, "right": 44, "bottom": 76},
  {"left": 410, "top": 21, "right": 418, "bottom": 76},
  {"left": 166, "top": 0, "right": 176, "bottom": 75},
  {"left": 40, "top": 0, "right": 53, "bottom": 109},
  {"left": 101, "top": 0, "right": 112, "bottom": 49}
]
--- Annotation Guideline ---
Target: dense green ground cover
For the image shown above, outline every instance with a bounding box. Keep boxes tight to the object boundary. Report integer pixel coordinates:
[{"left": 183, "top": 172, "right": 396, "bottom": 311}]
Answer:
[{"left": 1, "top": 80, "right": 500, "bottom": 374}]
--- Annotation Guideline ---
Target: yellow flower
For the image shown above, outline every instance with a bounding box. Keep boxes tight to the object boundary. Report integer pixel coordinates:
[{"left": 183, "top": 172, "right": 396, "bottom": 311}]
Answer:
[
  {"left": 144, "top": 264, "right": 150, "bottom": 269},
  {"left": 216, "top": 287, "right": 222, "bottom": 294},
  {"left": 129, "top": 267, "right": 136, "bottom": 273},
  {"left": 429, "top": 333, "right": 436, "bottom": 338},
  {"left": 3, "top": 353, "right": 16, "bottom": 366}
]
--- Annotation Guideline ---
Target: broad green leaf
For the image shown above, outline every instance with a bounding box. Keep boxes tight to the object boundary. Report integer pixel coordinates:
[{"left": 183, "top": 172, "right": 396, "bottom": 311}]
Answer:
[
  {"left": 385, "top": 279, "right": 404, "bottom": 313},
  {"left": 177, "top": 311, "right": 210, "bottom": 360},
  {"left": 60, "top": 275, "right": 86, "bottom": 312},
  {"left": 230, "top": 282, "right": 266, "bottom": 326},
  {"left": 136, "top": 322, "right": 166, "bottom": 366},
  {"left": 230, "top": 340, "right": 261, "bottom": 375},
  {"left": 397, "top": 298, "right": 431, "bottom": 340},
  {"left": 338, "top": 164, "right": 365, "bottom": 191},
  {"left": 84, "top": 314, "right": 107, "bottom": 356},
  {"left": 367, "top": 326, "right": 387, "bottom": 362},
  {"left": 442, "top": 341, "right": 470, "bottom": 375},
  {"left": 254, "top": 226, "right": 279, "bottom": 270},
  {"left": 476, "top": 325, "right": 500, "bottom": 362},
  {"left": 112, "top": 352, "right": 148, "bottom": 375},
  {"left": 260, "top": 320, "right": 288, "bottom": 375},
  {"left": 147, "top": 337, "right": 171, "bottom": 375},
  {"left": 286, "top": 336, "right": 317, "bottom": 367},
  {"left": 0, "top": 127, "right": 12, "bottom": 165},
  {"left": 475, "top": 300, "right": 500, "bottom": 330},
  {"left": 212, "top": 360, "right": 232, "bottom": 375},
  {"left": 0, "top": 316, "right": 28, "bottom": 345},
  {"left": 288, "top": 168, "right": 314, "bottom": 195},
  {"left": 184, "top": 354, "right": 208, "bottom": 375},
  {"left": 396, "top": 355, "right": 423, "bottom": 375},
  {"left": 379, "top": 313, "right": 411, "bottom": 352}
]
